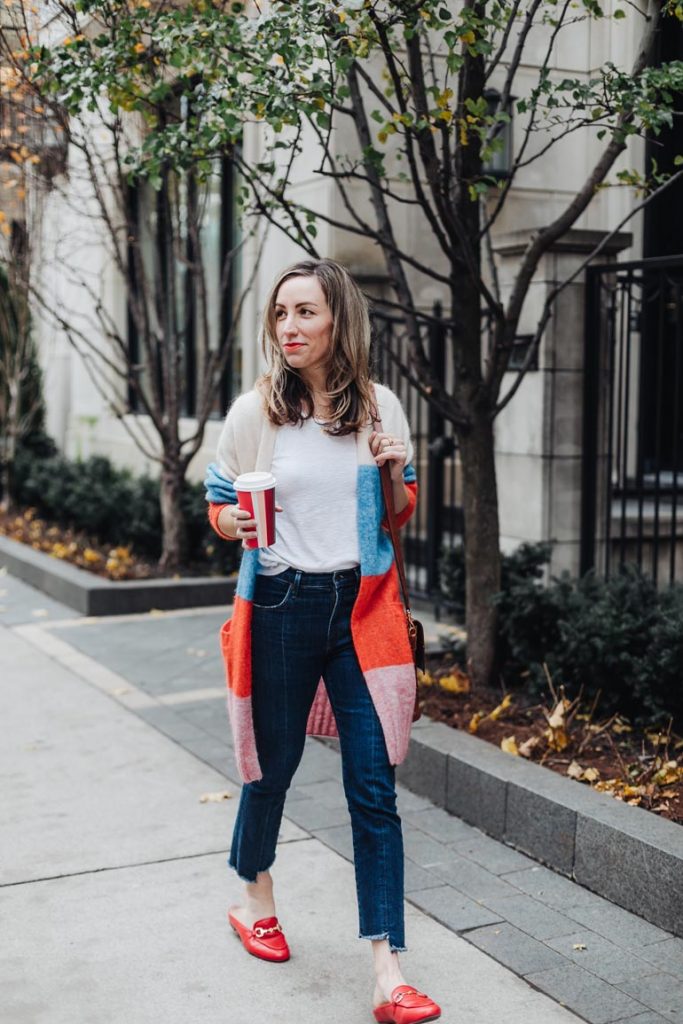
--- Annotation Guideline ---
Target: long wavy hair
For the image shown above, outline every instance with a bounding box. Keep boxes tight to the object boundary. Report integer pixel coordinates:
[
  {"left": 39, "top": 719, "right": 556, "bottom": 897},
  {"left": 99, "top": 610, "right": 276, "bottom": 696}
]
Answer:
[{"left": 258, "top": 258, "right": 377, "bottom": 435}]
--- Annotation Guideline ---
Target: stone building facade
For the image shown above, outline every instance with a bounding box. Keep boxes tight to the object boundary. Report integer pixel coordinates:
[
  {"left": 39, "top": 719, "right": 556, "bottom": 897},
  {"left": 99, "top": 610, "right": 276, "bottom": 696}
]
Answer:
[{"left": 19, "top": 8, "right": 683, "bottom": 589}]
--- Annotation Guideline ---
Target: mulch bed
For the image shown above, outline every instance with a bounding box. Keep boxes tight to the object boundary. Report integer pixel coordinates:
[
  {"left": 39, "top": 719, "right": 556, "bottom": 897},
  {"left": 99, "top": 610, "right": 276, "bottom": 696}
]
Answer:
[
  {"left": 420, "top": 656, "right": 683, "bottom": 826},
  {"left": 0, "top": 507, "right": 216, "bottom": 580}
]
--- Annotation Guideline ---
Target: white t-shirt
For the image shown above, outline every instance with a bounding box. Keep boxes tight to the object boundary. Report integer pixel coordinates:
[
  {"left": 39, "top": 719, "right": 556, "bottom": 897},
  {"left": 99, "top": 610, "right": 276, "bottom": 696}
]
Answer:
[{"left": 258, "top": 416, "right": 359, "bottom": 575}]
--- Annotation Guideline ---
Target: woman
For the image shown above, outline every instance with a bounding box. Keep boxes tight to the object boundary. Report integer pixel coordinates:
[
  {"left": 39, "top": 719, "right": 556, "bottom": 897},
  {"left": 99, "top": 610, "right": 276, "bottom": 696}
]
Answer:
[{"left": 205, "top": 258, "right": 440, "bottom": 1024}]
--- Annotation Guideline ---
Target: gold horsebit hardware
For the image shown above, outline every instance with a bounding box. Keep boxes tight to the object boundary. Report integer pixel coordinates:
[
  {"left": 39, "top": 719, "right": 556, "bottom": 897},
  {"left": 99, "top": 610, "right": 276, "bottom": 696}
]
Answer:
[
  {"left": 393, "top": 991, "right": 427, "bottom": 1004},
  {"left": 253, "top": 923, "right": 283, "bottom": 938}
]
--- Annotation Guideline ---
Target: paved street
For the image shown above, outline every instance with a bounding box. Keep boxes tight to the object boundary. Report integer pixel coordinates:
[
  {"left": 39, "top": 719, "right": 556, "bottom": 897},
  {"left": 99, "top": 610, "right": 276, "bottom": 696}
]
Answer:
[{"left": 1, "top": 570, "right": 682, "bottom": 1024}]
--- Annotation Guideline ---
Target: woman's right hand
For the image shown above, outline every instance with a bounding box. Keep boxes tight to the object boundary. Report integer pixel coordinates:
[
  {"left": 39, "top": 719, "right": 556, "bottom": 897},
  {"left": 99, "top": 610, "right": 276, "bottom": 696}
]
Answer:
[
  {"left": 222, "top": 506, "right": 257, "bottom": 546},
  {"left": 218, "top": 504, "right": 283, "bottom": 548}
]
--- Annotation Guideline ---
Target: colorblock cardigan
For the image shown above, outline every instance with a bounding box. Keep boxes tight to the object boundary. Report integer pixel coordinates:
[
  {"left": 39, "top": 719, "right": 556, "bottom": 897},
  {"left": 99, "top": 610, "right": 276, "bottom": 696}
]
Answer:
[{"left": 205, "top": 383, "right": 418, "bottom": 784}]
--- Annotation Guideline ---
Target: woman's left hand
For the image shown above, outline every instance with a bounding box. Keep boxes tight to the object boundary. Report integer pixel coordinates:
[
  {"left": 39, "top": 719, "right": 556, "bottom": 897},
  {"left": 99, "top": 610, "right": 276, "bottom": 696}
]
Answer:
[{"left": 369, "top": 431, "right": 407, "bottom": 482}]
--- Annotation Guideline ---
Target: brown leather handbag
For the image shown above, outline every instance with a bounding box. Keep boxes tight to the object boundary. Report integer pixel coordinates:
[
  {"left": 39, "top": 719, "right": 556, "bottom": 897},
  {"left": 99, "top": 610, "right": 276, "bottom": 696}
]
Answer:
[{"left": 379, "top": 461, "right": 424, "bottom": 722}]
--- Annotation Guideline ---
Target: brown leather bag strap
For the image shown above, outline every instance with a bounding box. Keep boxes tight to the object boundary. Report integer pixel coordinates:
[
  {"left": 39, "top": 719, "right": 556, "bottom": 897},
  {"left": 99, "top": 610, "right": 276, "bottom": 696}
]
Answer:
[
  {"left": 372, "top": 390, "right": 411, "bottom": 612},
  {"left": 379, "top": 461, "right": 412, "bottom": 613}
]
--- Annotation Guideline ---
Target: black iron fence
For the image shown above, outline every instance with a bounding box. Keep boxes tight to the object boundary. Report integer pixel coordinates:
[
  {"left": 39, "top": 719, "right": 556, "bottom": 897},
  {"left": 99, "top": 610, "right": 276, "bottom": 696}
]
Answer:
[
  {"left": 371, "top": 307, "right": 463, "bottom": 599},
  {"left": 581, "top": 256, "right": 683, "bottom": 586}
]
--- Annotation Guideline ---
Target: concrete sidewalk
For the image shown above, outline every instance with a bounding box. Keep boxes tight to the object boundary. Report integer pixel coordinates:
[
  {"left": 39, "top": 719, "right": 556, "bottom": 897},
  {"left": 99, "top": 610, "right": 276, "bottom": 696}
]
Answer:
[
  {"left": 4, "top": 571, "right": 683, "bottom": 1024},
  {"left": 0, "top": 580, "right": 587, "bottom": 1024}
]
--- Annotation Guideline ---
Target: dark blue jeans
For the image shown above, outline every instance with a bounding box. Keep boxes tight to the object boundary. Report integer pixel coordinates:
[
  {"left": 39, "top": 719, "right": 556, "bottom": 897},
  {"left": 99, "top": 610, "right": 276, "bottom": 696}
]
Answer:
[{"left": 228, "top": 566, "right": 405, "bottom": 952}]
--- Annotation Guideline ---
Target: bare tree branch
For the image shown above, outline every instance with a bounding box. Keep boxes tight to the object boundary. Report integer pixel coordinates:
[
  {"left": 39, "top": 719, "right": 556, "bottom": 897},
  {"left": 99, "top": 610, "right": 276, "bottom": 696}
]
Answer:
[
  {"left": 347, "top": 60, "right": 469, "bottom": 426},
  {"left": 485, "top": 0, "right": 524, "bottom": 82}
]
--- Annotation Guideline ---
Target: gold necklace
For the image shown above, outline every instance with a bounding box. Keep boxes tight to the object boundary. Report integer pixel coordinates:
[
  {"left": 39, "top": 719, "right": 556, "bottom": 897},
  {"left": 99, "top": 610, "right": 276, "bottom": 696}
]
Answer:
[{"left": 311, "top": 396, "right": 332, "bottom": 422}]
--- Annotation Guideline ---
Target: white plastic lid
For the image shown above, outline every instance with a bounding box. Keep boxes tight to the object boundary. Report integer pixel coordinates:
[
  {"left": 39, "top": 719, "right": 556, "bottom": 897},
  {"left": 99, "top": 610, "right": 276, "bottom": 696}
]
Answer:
[{"left": 234, "top": 471, "right": 276, "bottom": 493}]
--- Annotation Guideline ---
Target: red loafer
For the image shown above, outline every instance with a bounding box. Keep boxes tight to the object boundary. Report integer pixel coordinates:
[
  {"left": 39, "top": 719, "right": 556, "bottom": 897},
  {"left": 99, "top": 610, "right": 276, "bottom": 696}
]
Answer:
[
  {"left": 373, "top": 985, "right": 441, "bottom": 1024},
  {"left": 228, "top": 911, "right": 290, "bottom": 963}
]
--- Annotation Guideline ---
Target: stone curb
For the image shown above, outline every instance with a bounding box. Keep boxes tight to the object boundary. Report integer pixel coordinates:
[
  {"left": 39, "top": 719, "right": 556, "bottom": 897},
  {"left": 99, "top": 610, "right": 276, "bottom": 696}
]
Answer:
[
  {"left": 397, "top": 719, "right": 683, "bottom": 938},
  {"left": 0, "top": 535, "right": 235, "bottom": 615}
]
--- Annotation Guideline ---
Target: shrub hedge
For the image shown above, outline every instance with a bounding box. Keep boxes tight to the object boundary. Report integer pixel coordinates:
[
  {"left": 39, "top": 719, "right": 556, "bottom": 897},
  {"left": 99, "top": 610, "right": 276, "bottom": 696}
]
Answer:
[
  {"left": 440, "top": 542, "right": 683, "bottom": 727},
  {"left": 9, "top": 444, "right": 238, "bottom": 576}
]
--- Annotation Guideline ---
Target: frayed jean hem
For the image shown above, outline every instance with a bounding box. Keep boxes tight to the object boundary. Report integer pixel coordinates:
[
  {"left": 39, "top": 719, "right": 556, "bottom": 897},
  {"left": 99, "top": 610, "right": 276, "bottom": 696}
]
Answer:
[
  {"left": 359, "top": 931, "right": 407, "bottom": 954},
  {"left": 227, "top": 852, "right": 276, "bottom": 885}
]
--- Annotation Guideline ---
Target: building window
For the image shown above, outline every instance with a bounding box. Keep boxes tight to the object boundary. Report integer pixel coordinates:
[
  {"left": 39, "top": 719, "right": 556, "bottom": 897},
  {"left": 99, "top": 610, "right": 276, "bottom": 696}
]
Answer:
[
  {"left": 127, "top": 156, "right": 239, "bottom": 419},
  {"left": 483, "top": 89, "right": 513, "bottom": 180}
]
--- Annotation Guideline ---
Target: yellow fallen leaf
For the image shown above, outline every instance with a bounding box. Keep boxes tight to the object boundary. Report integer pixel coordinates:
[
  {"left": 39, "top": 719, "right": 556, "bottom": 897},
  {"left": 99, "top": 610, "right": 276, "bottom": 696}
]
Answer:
[
  {"left": 653, "top": 761, "right": 683, "bottom": 787},
  {"left": 489, "top": 693, "right": 513, "bottom": 721},
  {"left": 621, "top": 785, "right": 646, "bottom": 799},
  {"left": 544, "top": 725, "right": 570, "bottom": 752},
  {"left": 612, "top": 718, "right": 633, "bottom": 734},
  {"left": 567, "top": 760, "right": 584, "bottom": 780},
  {"left": 546, "top": 698, "right": 570, "bottom": 730},
  {"left": 199, "top": 791, "right": 232, "bottom": 803},
  {"left": 110, "top": 546, "right": 132, "bottom": 559},
  {"left": 468, "top": 711, "right": 486, "bottom": 734},
  {"left": 501, "top": 736, "right": 519, "bottom": 756},
  {"left": 518, "top": 736, "right": 540, "bottom": 759},
  {"left": 594, "top": 778, "right": 620, "bottom": 792},
  {"left": 438, "top": 671, "right": 470, "bottom": 694},
  {"left": 583, "top": 767, "right": 600, "bottom": 783},
  {"left": 417, "top": 669, "right": 434, "bottom": 686}
]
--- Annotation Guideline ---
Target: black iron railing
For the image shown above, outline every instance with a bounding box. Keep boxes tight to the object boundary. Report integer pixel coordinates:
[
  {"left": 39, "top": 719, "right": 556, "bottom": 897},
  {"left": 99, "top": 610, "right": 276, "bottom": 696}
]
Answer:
[
  {"left": 371, "top": 306, "right": 463, "bottom": 600},
  {"left": 581, "top": 256, "right": 683, "bottom": 585}
]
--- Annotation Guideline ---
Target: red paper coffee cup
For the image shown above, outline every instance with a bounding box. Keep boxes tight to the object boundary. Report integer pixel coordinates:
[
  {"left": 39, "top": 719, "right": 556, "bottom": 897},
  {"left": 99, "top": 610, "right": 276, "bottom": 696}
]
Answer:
[{"left": 234, "top": 472, "right": 277, "bottom": 549}]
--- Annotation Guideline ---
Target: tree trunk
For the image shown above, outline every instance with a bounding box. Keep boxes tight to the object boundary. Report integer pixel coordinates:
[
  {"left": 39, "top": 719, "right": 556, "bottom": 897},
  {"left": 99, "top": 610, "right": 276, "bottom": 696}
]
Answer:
[
  {"left": 449, "top": 22, "right": 500, "bottom": 686},
  {"left": 159, "top": 462, "right": 187, "bottom": 574},
  {"left": 0, "top": 458, "right": 13, "bottom": 513},
  {"left": 458, "top": 410, "right": 501, "bottom": 688},
  {"left": 0, "top": 389, "right": 19, "bottom": 513}
]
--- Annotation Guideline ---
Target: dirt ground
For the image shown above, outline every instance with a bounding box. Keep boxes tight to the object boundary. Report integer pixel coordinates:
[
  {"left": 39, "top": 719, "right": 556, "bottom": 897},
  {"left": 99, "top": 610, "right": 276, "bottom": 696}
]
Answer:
[
  {"left": 0, "top": 508, "right": 224, "bottom": 580},
  {"left": 420, "top": 655, "right": 683, "bottom": 826}
]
